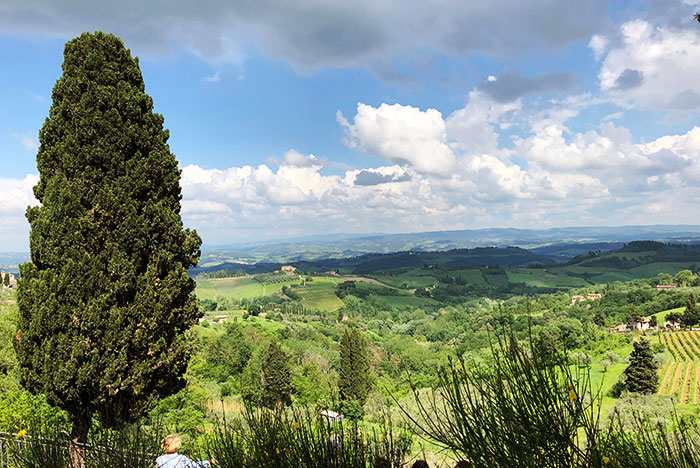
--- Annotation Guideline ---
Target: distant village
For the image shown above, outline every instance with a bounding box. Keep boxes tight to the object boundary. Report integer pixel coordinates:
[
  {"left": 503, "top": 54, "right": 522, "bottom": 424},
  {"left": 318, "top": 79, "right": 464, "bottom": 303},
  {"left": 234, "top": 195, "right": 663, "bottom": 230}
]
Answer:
[{"left": 570, "top": 288, "right": 685, "bottom": 334}]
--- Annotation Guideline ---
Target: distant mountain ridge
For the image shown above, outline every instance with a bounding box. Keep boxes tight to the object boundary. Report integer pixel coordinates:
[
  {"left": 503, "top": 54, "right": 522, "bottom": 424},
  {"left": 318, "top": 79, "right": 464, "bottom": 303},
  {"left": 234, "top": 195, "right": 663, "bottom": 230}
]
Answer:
[{"left": 200, "top": 225, "right": 700, "bottom": 265}]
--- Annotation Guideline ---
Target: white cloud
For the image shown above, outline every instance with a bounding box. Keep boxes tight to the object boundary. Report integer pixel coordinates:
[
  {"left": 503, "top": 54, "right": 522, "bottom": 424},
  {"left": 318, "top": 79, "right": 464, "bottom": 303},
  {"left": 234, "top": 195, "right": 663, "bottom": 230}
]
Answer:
[
  {"left": 0, "top": 174, "right": 39, "bottom": 215},
  {"left": 596, "top": 20, "right": 700, "bottom": 110},
  {"left": 0, "top": 174, "right": 39, "bottom": 250},
  {"left": 201, "top": 71, "right": 221, "bottom": 83},
  {"left": 446, "top": 90, "right": 520, "bottom": 158},
  {"left": 280, "top": 150, "right": 321, "bottom": 168},
  {"left": 338, "top": 103, "right": 456, "bottom": 176},
  {"left": 589, "top": 34, "right": 608, "bottom": 60},
  {"left": 11, "top": 133, "right": 38, "bottom": 151}
]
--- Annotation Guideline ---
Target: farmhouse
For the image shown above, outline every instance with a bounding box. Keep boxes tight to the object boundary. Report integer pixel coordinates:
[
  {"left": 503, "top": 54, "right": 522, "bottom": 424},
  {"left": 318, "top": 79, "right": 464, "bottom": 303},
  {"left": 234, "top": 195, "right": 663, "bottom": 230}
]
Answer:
[
  {"left": 610, "top": 324, "right": 628, "bottom": 333},
  {"left": 657, "top": 285, "right": 677, "bottom": 290},
  {"left": 631, "top": 317, "right": 651, "bottom": 331},
  {"left": 570, "top": 295, "right": 586, "bottom": 306},
  {"left": 281, "top": 265, "right": 297, "bottom": 275}
]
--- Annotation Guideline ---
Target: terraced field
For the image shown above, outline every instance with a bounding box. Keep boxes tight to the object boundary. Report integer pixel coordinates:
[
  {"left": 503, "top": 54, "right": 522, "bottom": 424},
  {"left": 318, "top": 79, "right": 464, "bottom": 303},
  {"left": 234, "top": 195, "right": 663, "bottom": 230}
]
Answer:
[{"left": 658, "top": 331, "right": 700, "bottom": 403}]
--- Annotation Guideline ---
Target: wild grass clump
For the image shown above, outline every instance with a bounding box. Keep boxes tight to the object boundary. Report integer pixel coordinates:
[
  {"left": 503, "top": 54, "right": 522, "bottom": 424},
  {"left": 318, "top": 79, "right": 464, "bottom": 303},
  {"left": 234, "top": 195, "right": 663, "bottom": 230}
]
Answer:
[
  {"left": 207, "top": 406, "right": 412, "bottom": 468},
  {"left": 399, "top": 329, "right": 700, "bottom": 467},
  {"left": 2, "top": 407, "right": 411, "bottom": 468},
  {"left": 3, "top": 419, "right": 162, "bottom": 468}
]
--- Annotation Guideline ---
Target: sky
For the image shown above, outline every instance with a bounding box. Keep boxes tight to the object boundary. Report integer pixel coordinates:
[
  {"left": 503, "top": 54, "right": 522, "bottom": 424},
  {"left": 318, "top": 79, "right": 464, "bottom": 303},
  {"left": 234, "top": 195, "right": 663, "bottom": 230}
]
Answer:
[{"left": 2, "top": 1, "right": 700, "bottom": 251}]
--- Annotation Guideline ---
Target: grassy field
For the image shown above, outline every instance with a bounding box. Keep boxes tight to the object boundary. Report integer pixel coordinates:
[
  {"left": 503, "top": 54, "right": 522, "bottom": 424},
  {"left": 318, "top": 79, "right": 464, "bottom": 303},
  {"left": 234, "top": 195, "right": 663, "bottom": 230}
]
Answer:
[
  {"left": 506, "top": 268, "right": 590, "bottom": 288},
  {"left": 292, "top": 278, "right": 345, "bottom": 312},
  {"left": 196, "top": 276, "right": 300, "bottom": 301},
  {"left": 369, "top": 270, "right": 438, "bottom": 289},
  {"left": 451, "top": 269, "right": 488, "bottom": 287}
]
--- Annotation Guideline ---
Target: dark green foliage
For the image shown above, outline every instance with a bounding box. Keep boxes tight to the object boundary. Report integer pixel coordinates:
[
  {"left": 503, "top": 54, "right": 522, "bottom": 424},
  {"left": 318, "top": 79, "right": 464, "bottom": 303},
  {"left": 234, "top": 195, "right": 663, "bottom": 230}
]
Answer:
[
  {"left": 261, "top": 341, "right": 292, "bottom": 409},
  {"left": 338, "top": 328, "right": 372, "bottom": 418},
  {"left": 15, "top": 32, "right": 201, "bottom": 442},
  {"left": 3, "top": 273, "right": 9, "bottom": 287},
  {"left": 593, "top": 310, "right": 605, "bottom": 327},
  {"left": 200, "top": 299, "right": 218, "bottom": 311},
  {"left": 681, "top": 293, "right": 699, "bottom": 327},
  {"left": 623, "top": 339, "right": 658, "bottom": 394}
]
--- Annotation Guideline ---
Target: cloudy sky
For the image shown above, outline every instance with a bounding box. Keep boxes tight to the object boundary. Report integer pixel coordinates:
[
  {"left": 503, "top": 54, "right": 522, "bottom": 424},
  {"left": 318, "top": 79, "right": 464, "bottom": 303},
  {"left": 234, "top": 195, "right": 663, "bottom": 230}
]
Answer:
[{"left": 2, "top": 1, "right": 700, "bottom": 250}]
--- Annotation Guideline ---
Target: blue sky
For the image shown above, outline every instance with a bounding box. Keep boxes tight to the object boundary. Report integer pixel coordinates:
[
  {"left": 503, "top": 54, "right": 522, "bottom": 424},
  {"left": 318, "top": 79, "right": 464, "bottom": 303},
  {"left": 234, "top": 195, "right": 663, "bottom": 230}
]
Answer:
[{"left": 2, "top": 0, "right": 700, "bottom": 250}]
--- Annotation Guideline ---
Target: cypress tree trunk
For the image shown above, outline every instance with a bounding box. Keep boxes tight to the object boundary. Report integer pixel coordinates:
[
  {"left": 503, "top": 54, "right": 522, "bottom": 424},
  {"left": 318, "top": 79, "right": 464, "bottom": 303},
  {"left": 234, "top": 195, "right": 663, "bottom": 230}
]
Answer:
[
  {"left": 15, "top": 31, "right": 202, "bottom": 438},
  {"left": 69, "top": 414, "right": 90, "bottom": 468}
]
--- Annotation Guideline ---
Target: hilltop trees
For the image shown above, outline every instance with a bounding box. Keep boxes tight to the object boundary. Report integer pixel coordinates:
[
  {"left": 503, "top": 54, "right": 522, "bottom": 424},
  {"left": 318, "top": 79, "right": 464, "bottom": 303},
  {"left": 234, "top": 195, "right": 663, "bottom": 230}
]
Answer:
[
  {"left": 339, "top": 328, "right": 373, "bottom": 419},
  {"left": 622, "top": 339, "right": 658, "bottom": 394},
  {"left": 15, "top": 32, "right": 201, "bottom": 457}
]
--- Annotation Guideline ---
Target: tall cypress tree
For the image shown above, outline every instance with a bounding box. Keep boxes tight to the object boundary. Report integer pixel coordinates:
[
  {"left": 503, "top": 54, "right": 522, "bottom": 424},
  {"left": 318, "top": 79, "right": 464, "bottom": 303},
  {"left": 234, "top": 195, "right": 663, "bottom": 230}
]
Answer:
[
  {"left": 15, "top": 32, "right": 201, "bottom": 449},
  {"left": 622, "top": 338, "right": 658, "bottom": 394},
  {"left": 338, "top": 328, "right": 372, "bottom": 419},
  {"left": 682, "top": 293, "right": 699, "bottom": 327},
  {"left": 261, "top": 340, "right": 292, "bottom": 409}
]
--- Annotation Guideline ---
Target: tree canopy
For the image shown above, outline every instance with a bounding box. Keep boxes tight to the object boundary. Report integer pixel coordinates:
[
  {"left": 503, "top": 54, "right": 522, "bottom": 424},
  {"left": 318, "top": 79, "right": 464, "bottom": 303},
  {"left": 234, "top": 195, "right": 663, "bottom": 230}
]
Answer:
[
  {"left": 622, "top": 339, "right": 658, "bottom": 394},
  {"left": 15, "top": 31, "right": 201, "bottom": 446}
]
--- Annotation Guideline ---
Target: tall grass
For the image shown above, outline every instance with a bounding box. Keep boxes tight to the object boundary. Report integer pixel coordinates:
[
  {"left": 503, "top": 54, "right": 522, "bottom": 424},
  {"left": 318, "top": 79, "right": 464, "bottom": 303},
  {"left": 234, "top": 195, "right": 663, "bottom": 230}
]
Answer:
[
  {"left": 399, "top": 329, "right": 700, "bottom": 468},
  {"left": 207, "top": 406, "right": 412, "bottom": 468},
  {"left": 3, "top": 407, "right": 411, "bottom": 468}
]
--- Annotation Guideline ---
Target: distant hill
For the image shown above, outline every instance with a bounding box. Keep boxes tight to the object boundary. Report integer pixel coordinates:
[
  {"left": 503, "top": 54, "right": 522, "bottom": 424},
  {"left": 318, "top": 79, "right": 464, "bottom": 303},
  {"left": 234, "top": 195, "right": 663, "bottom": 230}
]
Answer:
[
  {"left": 200, "top": 225, "right": 700, "bottom": 264},
  {"left": 530, "top": 242, "right": 625, "bottom": 259}
]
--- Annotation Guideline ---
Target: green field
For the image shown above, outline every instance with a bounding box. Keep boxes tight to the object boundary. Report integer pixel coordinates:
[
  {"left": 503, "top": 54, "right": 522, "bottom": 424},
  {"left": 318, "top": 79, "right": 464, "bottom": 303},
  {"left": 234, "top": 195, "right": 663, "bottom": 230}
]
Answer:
[
  {"left": 196, "top": 276, "right": 299, "bottom": 301},
  {"left": 506, "top": 269, "right": 590, "bottom": 288},
  {"left": 292, "top": 278, "right": 345, "bottom": 312},
  {"left": 369, "top": 271, "right": 438, "bottom": 289},
  {"left": 451, "top": 269, "right": 489, "bottom": 287}
]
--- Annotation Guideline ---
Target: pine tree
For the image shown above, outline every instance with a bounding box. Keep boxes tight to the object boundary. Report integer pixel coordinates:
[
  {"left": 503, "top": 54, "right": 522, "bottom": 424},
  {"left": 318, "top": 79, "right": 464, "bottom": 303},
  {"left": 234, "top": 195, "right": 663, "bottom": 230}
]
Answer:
[
  {"left": 15, "top": 32, "right": 201, "bottom": 454},
  {"left": 338, "top": 328, "right": 372, "bottom": 419},
  {"left": 2, "top": 273, "right": 8, "bottom": 287},
  {"left": 622, "top": 339, "right": 658, "bottom": 394},
  {"left": 261, "top": 340, "right": 292, "bottom": 409}
]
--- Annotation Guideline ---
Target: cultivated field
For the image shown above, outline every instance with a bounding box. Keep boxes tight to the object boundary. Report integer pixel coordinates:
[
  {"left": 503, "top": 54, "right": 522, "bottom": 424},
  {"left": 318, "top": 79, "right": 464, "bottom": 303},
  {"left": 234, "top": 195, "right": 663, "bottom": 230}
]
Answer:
[
  {"left": 196, "top": 276, "right": 299, "bottom": 301},
  {"left": 658, "top": 331, "right": 700, "bottom": 404},
  {"left": 292, "top": 278, "right": 344, "bottom": 312}
]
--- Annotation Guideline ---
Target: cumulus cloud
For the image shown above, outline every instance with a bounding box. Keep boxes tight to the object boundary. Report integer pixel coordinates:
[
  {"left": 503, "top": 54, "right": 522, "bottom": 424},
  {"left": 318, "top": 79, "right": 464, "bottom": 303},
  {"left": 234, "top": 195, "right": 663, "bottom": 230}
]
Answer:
[
  {"left": 0, "top": 174, "right": 39, "bottom": 250},
  {"left": 477, "top": 68, "right": 579, "bottom": 103},
  {"left": 0, "top": 0, "right": 609, "bottom": 73},
  {"left": 445, "top": 90, "right": 520, "bottom": 157},
  {"left": 596, "top": 20, "right": 700, "bottom": 110},
  {"left": 613, "top": 68, "right": 644, "bottom": 90},
  {"left": 338, "top": 103, "right": 456, "bottom": 176},
  {"left": 352, "top": 167, "right": 412, "bottom": 186},
  {"left": 279, "top": 150, "right": 321, "bottom": 168}
]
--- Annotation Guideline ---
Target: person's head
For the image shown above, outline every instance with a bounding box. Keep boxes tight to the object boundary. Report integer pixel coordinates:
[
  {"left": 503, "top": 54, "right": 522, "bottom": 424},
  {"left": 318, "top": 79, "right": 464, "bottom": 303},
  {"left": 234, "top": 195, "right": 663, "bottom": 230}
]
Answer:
[
  {"left": 162, "top": 435, "right": 182, "bottom": 454},
  {"left": 454, "top": 461, "right": 471, "bottom": 468},
  {"left": 412, "top": 460, "right": 429, "bottom": 468}
]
